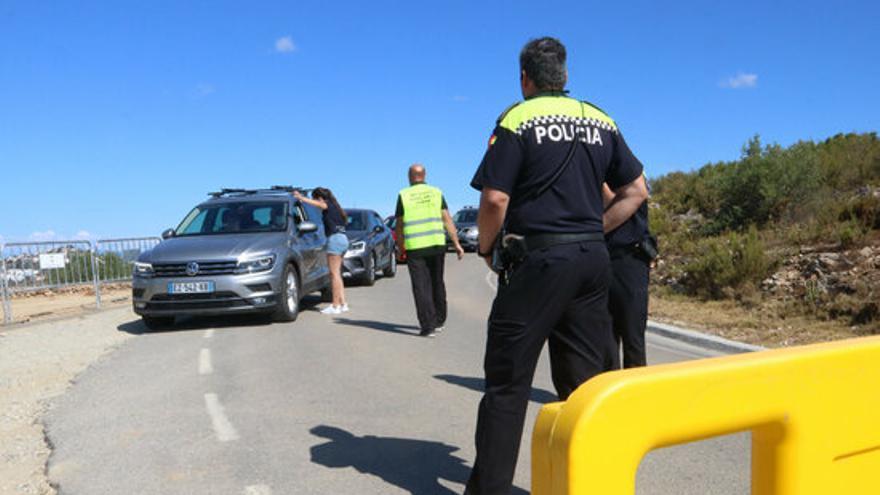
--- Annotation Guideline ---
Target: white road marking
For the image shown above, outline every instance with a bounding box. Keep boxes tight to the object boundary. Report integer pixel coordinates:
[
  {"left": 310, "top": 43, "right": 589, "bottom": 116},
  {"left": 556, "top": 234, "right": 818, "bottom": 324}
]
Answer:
[
  {"left": 243, "top": 485, "right": 272, "bottom": 495},
  {"left": 204, "top": 328, "right": 215, "bottom": 339},
  {"left": 484, "top": 270, "right": 497, "bottom": 292},
  {"left": 198, "top": 348, "right": 213, "bottom": 375},
  {"left": 204, "top": 393, "right": 239, "bottom": 442}
]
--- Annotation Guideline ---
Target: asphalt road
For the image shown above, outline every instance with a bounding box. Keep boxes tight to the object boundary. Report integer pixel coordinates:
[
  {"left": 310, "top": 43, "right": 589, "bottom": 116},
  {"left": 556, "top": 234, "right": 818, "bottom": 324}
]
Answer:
[{"left": 45, "top": 254, "right": 749, "bottom": 494}]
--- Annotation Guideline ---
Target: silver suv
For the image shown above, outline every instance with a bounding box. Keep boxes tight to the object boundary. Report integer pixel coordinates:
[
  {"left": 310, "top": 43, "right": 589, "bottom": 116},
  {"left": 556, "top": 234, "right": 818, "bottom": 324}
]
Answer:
[
  {"left": 132, "top": 187, "right": 331, "bottom": 329},
  {"left": 453, "top": 206, "right": 479, "bottom": 251}
]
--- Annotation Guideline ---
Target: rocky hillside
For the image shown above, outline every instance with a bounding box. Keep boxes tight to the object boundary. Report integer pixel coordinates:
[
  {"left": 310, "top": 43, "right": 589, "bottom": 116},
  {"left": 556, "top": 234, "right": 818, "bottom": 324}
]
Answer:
[{"left": 649, "top": 133, "right": 880, "bottom": 341}]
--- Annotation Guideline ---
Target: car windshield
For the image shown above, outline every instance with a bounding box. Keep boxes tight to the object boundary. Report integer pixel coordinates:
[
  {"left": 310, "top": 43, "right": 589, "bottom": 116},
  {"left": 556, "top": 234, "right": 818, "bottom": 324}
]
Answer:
[
  {"left": 454, "top": 210, "right": 478, "bottom": 223},
  {"left": 175, "top": 201, "right": 288, "bottom": 236},
  {"left": 345, "top": 211, "right": 367, "bottom": 231}
]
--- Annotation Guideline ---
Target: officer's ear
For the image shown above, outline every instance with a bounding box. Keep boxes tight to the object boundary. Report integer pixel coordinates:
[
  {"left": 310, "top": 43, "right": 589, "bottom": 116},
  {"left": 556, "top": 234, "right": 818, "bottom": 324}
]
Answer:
[{"left": 521, "top": 70, "right": 536, "bottom": 98}]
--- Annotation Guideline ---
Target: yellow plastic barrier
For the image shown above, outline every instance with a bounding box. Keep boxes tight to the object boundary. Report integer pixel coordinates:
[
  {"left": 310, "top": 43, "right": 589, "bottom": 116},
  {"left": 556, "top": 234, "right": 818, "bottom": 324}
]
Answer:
[{"left": 531, "top": 335, "right": 880, "bottom": 494}]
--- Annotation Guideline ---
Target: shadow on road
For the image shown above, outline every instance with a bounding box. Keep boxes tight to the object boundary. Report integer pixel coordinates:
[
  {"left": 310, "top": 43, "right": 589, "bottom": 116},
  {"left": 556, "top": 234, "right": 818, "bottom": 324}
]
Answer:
[
  {"left": 434, "top": 374, "right": 558, "bottom": 405},
  {"left": 117, "top": 295, "right": 322, "bottom": 334},
  {"left": 332, "top": 318, "right": 422, "bottom": 337},
  {"left": 309, "top": 425, "right": 528, "bottom": 494}
]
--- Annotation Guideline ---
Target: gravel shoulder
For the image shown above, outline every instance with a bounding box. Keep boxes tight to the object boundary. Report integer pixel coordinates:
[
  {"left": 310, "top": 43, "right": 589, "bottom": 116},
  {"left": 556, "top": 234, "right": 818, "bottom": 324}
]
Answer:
[
  {"left": 2, "top": 286, "right": 131, "bottom": 326},
  {"left": 0, "top": 307, "right": 135, "bottom": 495}
]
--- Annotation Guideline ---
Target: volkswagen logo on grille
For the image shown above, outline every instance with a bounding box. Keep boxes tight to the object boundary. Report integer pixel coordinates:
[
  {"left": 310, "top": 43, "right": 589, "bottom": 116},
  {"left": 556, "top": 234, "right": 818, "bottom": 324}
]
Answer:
[{"left": 186, "top": 262, "right": 200, "bottom": 276}]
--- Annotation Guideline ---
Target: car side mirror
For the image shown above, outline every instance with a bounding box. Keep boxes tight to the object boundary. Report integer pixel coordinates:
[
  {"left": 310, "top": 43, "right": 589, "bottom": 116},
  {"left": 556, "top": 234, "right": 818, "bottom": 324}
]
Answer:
[
  {"left": 373, "top": 225, "right": 384, "bottom": 234},
  {"left": 161, "top": 228, "right": 175, "bottom": 240},
  {"left": 298, "top": 221, "right": 318, "bottom": 234}
]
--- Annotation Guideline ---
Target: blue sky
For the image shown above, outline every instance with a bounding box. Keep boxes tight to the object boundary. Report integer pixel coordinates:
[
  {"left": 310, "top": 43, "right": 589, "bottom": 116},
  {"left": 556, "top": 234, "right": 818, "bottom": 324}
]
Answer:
[{"left": 1, "top": 0, "right": 878, "bottom": 242}]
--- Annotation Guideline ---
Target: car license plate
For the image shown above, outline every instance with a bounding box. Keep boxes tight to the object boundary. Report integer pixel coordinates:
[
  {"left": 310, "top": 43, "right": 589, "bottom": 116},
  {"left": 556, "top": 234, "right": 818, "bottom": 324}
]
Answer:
[{"left": 168, "top": 281, "right": 215, "bottom": 294}]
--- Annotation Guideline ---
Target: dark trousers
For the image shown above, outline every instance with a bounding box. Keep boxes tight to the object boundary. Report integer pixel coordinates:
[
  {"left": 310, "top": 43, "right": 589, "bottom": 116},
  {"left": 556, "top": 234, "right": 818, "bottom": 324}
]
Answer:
[
  {"left": 465, "top": 242, "right": 618, "bottom": 495},
  {"left": 406, "top": 253, "right": 447, "bottom": 332},
  {"left": 608, "top": 250, "right": 650, "bottom": 368}
]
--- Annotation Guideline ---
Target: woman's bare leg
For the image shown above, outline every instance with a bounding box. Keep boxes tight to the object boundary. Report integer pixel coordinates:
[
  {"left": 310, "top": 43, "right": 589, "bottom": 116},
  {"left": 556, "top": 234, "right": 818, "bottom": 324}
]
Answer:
[{"left": 327, "top": 254, "right": 346, "bottom": 306}]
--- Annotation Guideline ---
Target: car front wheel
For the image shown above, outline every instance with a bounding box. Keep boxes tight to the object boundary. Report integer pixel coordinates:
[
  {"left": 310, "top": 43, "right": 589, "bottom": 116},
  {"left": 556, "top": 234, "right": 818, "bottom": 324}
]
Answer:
[
  {"left": 142, "top": 316, "right": 174, "bottom": 331},
  {"left": 383, "top": 248, "right": 397, "bottom": 277},
  {"left": 273, "top": 264, "right": 300, "bottom": 322},
  {"left": 361, "top": 252, "right": 376, "bottom": 286}
]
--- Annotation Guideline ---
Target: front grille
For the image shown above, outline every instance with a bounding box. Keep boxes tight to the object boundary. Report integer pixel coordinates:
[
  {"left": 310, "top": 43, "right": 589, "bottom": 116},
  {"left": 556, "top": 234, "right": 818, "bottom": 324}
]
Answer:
[
  {"left": 146, "top": 291, "right": 252, "bottom": 311},
  {"left": 152, "top": 260, "right": 238, "bottom": 278},
  {"left": 150, "top": 291, "right": 240, "bottom": 301},
  {"left": 345, "top": 258, "right": 364, "bottom": 270}
]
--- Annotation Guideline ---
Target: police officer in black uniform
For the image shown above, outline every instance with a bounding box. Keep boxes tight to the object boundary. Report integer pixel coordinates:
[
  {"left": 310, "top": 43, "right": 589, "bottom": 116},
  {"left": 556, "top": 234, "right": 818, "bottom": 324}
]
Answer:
[
  {"left": 604, "top": 180, "right": 655, "bottom": 368},
  {"left": 465, "top": 37, "right": 649, "bottom": 494}
]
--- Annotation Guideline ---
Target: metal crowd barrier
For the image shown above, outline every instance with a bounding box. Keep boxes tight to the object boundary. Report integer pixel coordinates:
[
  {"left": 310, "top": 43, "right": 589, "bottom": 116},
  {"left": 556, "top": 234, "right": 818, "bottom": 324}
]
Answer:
[
  {"left": 531, "top": 336, "right": 880, "bottom": 494},
  {"left": 94, "top": 238, "right": 161, "bottom": 283},
  {"left": 0, "top": 237, "right": 160, "bottom": 324}
]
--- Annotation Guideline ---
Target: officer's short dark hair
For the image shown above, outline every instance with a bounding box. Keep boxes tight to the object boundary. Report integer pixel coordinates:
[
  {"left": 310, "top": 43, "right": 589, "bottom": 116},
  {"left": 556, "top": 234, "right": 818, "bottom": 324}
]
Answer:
[{"left": 519, "top": 37, "right": 567, "bottom": 91}]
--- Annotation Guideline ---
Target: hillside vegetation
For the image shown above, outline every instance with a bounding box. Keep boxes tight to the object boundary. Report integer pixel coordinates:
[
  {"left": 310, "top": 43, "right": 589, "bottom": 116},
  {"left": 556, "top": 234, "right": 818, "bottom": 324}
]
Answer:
[{"left": 649, "top": 132, "right": 880, "bottom": 344}]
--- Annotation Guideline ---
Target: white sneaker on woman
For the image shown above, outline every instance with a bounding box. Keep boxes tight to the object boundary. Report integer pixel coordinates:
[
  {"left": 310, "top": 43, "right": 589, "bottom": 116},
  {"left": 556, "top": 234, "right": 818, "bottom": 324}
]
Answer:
[
  {"left": 320, "top": 305, "right": 341, "bottom": 315},
  {"left": 340, "top": 304, "right": 350, "bottom": 313}
]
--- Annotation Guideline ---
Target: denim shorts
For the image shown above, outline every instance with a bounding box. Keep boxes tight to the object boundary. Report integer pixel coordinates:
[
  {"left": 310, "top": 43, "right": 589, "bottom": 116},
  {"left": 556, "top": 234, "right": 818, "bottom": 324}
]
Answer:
[{"left": 326, "top": 233, "right": 350, "bottom": 256}]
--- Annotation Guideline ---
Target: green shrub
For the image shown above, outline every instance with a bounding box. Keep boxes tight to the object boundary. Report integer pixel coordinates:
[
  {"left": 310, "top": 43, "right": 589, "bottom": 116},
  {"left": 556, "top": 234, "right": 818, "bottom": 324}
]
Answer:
[
  {"left": 835, "top": 220, "right": 865, "bottom": 248},
  {"left": 839, "top": 194, "right": 880, "bottom": 231},
  {"left": 682, "top": 227, "right": 776, "bottom": 299}
]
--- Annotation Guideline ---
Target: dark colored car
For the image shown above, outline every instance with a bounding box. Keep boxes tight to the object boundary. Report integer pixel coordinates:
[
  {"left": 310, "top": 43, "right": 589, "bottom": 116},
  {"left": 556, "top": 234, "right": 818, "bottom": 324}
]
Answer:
[
  {"left": 133, "top": 187, "right": 331, "bottom": 329},
  {"left": 384, "top": 215, "right": 407, "bottom": 263},
  {"left": 453, "top": 206, "right": 479, "bottom": 251},
  {"left": 342, "top": 209, "right": 397, "bottom": 286}
]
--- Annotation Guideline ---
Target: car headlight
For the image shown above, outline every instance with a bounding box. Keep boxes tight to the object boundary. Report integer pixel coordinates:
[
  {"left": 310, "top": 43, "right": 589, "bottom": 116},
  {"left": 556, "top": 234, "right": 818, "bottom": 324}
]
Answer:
[
  {"left": 345, "top": 241, "right": 366, "bottom": 258},
  {"left": 133, "top": 261, "right": 154, "bottom": 278},
  {"left": 236, "top": 254, "right": 276, "bottom": 274}
]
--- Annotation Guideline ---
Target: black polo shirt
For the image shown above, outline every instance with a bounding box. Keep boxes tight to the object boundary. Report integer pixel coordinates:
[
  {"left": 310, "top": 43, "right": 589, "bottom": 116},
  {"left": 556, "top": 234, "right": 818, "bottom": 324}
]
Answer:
[
  {"left": 471, "top": 93, "right": 643, "bottom": 235},
  {"left": 606, "top": 200, "right": 649, "bottom": 249}
]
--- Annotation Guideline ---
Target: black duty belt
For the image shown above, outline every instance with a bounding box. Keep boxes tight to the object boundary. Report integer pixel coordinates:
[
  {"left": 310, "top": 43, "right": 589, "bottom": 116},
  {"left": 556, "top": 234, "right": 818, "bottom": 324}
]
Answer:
[{"left": 521, "top": 232, "right": 605, "bottom": 252}]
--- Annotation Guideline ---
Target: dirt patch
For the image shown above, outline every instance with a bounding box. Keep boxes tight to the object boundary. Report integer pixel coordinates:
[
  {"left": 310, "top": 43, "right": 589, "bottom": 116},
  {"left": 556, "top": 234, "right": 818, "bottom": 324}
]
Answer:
[
  {"left": 649, "top": 291, "right": 869, "bottom": 348},
  {"left": 3, "top": 285, "right": 132, "bottom": 326},
  {"left": 0, "top": 307, "right": 135, "bottom": 495}
]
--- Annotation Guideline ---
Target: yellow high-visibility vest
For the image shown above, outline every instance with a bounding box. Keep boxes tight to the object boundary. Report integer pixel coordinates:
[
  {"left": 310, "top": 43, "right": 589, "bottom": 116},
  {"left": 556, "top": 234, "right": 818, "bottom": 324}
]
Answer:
[{"left": 399, "top": 183, "right": 445, "bottom": 251}]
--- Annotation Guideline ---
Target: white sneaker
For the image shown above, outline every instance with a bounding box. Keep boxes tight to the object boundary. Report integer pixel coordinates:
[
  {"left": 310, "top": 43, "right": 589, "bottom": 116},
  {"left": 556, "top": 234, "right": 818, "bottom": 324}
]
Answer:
[
  {"left": 321, "top": 305, "right": 341, "bottom": 315},
  {"left": 340, "top": 304, "right": 350, "bottom": 313}
]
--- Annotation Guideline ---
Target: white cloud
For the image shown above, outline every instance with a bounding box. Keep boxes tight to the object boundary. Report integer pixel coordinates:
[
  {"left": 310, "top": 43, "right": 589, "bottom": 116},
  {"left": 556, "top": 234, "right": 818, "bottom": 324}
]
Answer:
[
  {"left": 29, "top": 230, "right": 58, "bottom": 242},
  {"left": 275, "top": 36, "right": 297, "bottom": 53},
  {"left": 451, "top": 95, "right": 469, "bottom": 102},
  {"left": 74, "top": 230, "right": 92, "bottom": 240},
  {"left": 720, "top": 72, "right": 758, "bottom": 89},
  {"left": 195, "top": 83, "right": 215, "bottom": 97}
]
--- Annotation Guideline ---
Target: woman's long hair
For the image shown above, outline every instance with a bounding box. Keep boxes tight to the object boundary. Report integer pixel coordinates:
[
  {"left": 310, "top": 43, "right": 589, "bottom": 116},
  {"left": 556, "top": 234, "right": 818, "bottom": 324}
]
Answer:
[{"left": 312, "top": 187, "right": 347, "bottom": 223}]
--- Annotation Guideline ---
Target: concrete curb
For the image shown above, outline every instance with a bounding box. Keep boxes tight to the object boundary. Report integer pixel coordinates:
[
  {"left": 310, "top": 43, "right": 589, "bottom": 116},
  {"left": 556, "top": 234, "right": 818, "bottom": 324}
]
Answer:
[{"left": 647, "top": 320, "right": 766, "bottom": 354}]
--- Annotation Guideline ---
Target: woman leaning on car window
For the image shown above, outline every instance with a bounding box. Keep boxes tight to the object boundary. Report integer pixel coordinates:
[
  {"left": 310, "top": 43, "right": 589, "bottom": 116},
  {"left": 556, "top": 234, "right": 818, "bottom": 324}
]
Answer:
[{"left": 293, "top": 187, "right": 350, "bottom": 315}]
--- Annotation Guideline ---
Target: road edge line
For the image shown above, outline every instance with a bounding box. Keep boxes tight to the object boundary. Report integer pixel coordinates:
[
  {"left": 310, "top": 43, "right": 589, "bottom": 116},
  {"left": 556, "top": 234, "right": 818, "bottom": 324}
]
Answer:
[{"left": 647, "top": 320, "right": 766, "bottom": 354}]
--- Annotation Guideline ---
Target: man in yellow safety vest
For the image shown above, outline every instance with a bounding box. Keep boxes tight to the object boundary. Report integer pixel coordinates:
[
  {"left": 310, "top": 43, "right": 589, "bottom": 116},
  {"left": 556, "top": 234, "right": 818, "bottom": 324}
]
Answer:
[{"left": 395, "top": 163, "right": 464, "bottom": 337}]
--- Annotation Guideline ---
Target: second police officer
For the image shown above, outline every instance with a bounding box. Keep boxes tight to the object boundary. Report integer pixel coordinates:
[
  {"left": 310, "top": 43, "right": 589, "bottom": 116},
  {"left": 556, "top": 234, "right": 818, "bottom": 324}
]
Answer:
[
  {"left": 465, "top": 37, "right": 649, "bottom": 494},
  {"left": 604, "top": 178, "right": 657, "bottom": 368}
]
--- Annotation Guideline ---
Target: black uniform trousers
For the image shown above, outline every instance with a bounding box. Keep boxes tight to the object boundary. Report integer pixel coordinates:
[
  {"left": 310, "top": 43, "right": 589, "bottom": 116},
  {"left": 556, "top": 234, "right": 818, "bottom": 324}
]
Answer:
[
  {"left": 608, "top": 249, "right": 650, "bottom": 368},
  {"left": 406, "top": 252, "right": 447, "bottom": 332},
  {"left": 465, "top": 242, "right": 618, "bottom": 495}
]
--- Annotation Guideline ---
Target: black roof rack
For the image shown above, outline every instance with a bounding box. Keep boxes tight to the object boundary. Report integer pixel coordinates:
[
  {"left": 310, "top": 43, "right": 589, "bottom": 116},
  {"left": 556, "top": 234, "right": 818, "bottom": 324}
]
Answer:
[{"left": 208, "top": 186, "right": 311, "bottom": 199}]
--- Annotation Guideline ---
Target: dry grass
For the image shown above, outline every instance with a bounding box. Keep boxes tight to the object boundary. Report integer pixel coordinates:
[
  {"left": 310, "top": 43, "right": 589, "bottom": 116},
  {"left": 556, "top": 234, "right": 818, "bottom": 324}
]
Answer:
[{"left": 649, "top": 290, "right": 875, "bottom": 348}]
